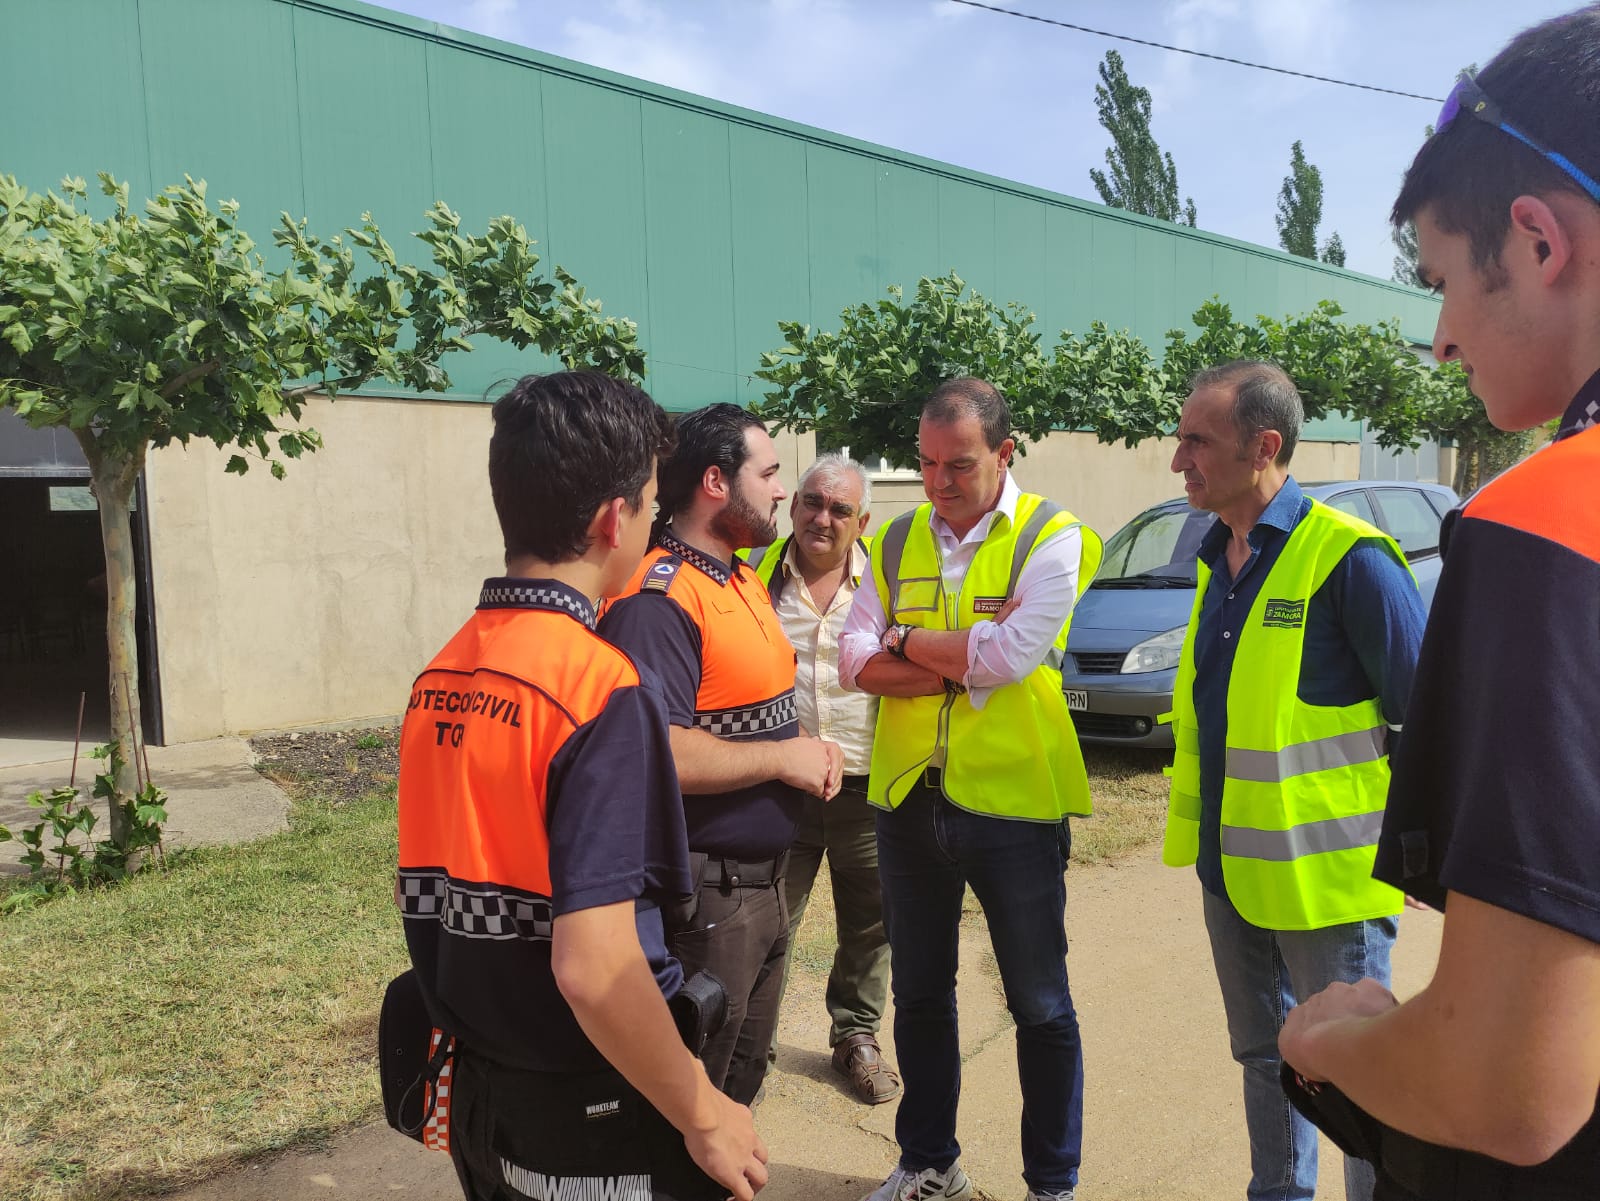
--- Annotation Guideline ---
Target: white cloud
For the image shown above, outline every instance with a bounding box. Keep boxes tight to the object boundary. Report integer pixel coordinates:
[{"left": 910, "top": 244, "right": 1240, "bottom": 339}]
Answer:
[{"left": 557, "top": 1, "right": 728, "bottom": 98}]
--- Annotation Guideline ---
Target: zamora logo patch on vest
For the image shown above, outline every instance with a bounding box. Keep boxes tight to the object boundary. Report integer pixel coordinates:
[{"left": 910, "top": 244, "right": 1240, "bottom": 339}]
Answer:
[{"left": 1262, "top": 598, "right": 1307, "bottom": 629}]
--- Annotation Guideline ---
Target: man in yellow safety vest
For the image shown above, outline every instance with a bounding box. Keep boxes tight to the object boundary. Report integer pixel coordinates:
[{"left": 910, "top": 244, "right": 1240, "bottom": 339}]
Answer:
[
  {"left": 1164, "top": 359, "right": 1425, "bottom": 1201},
  {"left": 840, "top": 377, "right": 1101, "bottom": 1201}
]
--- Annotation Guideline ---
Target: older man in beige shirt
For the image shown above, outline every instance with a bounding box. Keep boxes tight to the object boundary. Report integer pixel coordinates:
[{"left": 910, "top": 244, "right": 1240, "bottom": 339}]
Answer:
[{"left": 746, "top": 452, "right": 900, "bottom": 1106}]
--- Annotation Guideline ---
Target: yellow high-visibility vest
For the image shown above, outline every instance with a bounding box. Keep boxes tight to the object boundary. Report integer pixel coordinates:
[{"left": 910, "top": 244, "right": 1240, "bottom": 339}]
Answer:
[
  {"left": 867, "top": 493, "right": 1102, "bottom": 820},
  {"left": 742, "top": 533, "right": 873, "bottom": 605},
  {"left": 1163, "top": 500, "right": 1407, "bottom": 930}
]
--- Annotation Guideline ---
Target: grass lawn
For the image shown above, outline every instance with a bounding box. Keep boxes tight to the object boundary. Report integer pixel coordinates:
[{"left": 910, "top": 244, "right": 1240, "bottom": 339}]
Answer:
[
  {"left": 0, "top": 742, "right": 1168, "bottom": 1200},
  {"left": 0, "top": 790, "right": 407, "bottom": 1201}
]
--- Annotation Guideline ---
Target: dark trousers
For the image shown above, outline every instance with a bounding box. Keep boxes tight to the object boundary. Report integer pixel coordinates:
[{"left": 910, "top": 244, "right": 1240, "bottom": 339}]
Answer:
[
  {"left": 876, "top": 781, "right": 1084, "bottom": 1195},
  {"left": 446, "top": 1052, "right": 723, "bottom": 1201},
  {"left": 671, "top": 858, "right": 788, "bottom": 1105},
  {"left": 776, "top": 780, "right": 891, "bottom": 1049}
]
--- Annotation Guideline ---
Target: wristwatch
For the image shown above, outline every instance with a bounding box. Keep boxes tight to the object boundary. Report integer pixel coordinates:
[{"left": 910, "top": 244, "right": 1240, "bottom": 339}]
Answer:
[{"left": 881, "top": 623, "right": 913, "bottom": 660}]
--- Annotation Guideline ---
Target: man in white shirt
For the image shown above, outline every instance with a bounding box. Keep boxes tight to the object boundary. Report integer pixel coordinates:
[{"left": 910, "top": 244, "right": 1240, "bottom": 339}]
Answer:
[
  {"left": 840, "top": 378, "right": 1102, "bottom": 1201},
  {"left": 746, "top": 452, "right": 900, "bottom": 1107}
]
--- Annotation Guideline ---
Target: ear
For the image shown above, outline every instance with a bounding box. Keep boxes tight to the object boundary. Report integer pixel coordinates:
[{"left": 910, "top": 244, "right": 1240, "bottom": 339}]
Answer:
[
  {"left": 592, "top": 495, "right": 628, "bottom": 550},
  {"left": 1507, "top": 194, "right": 1574, "bottom": 284},
  {"left": 998, "top": 436, "right": 1016, "bottom": 467},
  {"left": 855, "top": 510, "right": 870, "bottom": 538},
  {"left": 1255, "top": 429, "right": 1284, "bottom": 469},
  {"left": 701, "top": 464, "right": 729, "bottom": 502}
]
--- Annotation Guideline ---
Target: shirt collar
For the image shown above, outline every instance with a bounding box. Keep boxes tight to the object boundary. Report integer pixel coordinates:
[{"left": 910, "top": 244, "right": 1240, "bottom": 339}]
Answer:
[
  {"left": 928, "top": 470, "right": 1021, "bottom": 541},
  {"left": 477, "top": 577, "right": 596, "bottom": 629},
  {"left": 1555, "top": 368, "right": 1600, "bottom": 440},
  {"left": 659, "top": 528, "right": 734, "bottom": 586},
  {"left": 778, "top": 536, "right": 868, "bottom": 585},
  {"left": 1197, "top": 476, "right": 1305, "bottom": 563}
]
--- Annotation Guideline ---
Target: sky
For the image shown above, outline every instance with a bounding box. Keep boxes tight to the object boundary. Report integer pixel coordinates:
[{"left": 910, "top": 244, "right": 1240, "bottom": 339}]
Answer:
[{"left": 369, "top": 0, "right": 1579, "bottom": 282}]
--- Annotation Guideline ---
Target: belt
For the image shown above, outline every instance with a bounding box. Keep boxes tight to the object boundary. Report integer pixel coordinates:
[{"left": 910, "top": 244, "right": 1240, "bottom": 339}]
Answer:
[
  {"left": 839, "top": 774, "right": 870, "bottom": 792},
  {"left": 919, "top": 766, "right": 945, "bottom": 791},
  {"left": 693, "top": 851, "right": 788, "bottom": 891}
]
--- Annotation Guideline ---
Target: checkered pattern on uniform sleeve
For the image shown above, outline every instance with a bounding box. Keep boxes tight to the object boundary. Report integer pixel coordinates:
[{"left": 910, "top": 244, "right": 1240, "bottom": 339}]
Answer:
[
  {"left": 694, "top": 690, "right": 798, "bottom": 738},
  {"left": 398, "top": 870, "right": 553, "bottom": 942}
]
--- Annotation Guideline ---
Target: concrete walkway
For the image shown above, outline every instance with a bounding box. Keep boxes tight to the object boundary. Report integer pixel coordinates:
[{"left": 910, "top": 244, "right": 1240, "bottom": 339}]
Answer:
[
  {"left": 0, "top": 736, "right": 289, "bottom": 871},
  {"left": 162, "top": 851, "right": 1444, "bottom": 1201}
]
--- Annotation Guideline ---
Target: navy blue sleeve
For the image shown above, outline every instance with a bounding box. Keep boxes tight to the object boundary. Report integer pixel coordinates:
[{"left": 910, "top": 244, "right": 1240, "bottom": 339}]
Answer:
[
  {"left": 1326, "top": 539, "right": 1426, "bottom": 727},
  {"left": 545, "top": 682, "right": 694, "bottom": 917},
  {"left": 597, "top": 594, "right": 703, "bottom": 727}
]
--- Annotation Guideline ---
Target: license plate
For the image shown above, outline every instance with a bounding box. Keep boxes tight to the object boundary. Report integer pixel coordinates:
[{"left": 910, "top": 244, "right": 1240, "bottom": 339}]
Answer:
[{"left": 1065, "top": 689, "right": 1089, "bottom": 711}]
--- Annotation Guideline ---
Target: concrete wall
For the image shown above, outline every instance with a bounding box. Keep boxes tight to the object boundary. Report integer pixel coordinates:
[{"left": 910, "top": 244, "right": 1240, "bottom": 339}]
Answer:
[
  {"left": 856, "top": 432, "right": 1363, "bottom": 540},
  {"left": 143, "top": 393, "right": 816, "bottom": 742},
  {"left": 144, "top": 393, "right": 1360, "bottom": 742}
]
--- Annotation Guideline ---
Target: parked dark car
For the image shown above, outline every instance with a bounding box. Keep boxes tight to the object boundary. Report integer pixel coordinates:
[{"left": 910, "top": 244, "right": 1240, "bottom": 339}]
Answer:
[{"left": 1063, "top": 481, "right": 1460, "bottom": 749}]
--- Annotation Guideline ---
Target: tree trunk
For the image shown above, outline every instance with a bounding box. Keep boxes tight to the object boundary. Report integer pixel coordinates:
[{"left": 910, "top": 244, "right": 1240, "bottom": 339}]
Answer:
[
  {"left": 77, "top": 431, "right": 146, "bottom": 846},
  {"left": 1453, "top": 429, "right": 1536, "bottom": 495}
]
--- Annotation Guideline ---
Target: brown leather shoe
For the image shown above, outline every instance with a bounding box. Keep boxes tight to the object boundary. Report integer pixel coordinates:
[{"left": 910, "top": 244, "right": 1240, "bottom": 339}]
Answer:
[{"left": 831, "top": 1033, "right": 902, "bottom": 1105}]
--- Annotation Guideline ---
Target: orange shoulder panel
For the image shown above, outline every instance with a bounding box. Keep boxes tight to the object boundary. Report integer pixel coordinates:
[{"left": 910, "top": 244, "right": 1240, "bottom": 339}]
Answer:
[
  {"left": 1465, "top": 425, "right": 1600, "bottom": 565},
  {"left": 398, "top": 609, "right": 640, "bottom": 895}
]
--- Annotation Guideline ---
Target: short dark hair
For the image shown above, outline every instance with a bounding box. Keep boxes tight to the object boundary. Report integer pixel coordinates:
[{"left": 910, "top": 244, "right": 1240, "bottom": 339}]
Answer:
[
  {"left": 1189, "top": 359, "right": 1303, "bottom": 467},
  {"left": 922, "top": 377, "right": 1012, "bottom": 451},
  {"left": 488, "top": 371, "right": 672, "bottom": 563},
  {"left": 1393, "top": 7, "right": 1600, "bottom": 281},
  {"left": 651, "top": 402, "right": 766, "bottom": 543}
]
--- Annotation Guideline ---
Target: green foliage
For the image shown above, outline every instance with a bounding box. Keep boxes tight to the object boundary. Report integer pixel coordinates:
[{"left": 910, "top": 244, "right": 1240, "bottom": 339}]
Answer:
[
  {"left": 1088, "top": 50, "right": 1197, "bottom": 227},
  {"left": 1276, "top": 141, "right": 1325, "bottom": 260},
  {"left": 1321, "top": 232, "right": 1347, "bottom": 268},
  {"left": 0, "top": 173, "right": 643, "bottom": 474},
  {"left": 0, "top": 172, "right": 644, "bottom": 844},
  {"left": 354, "top": 731, "right": 386, "bottom": 750},
  {"left": 756, "top": 276, "right": 1482, "bottom": 469},
  {"left": 753, "top": 274, "right": 1057, "bottom": 467},
  {"left": 0, "top": 742, "right": 167, "bottom": 910},
  {"left": 1391, "top": 221, "right": 1421, "bottom": 285}
]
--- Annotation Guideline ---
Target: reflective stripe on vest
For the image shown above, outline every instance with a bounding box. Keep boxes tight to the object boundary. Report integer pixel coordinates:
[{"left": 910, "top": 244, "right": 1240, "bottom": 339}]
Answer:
[
  {"left": 1162, "top": 499, "right": 1408, "bottom": 930},
  {"left": 867, "top": 492, "right": 1102, "bottom": 820}
]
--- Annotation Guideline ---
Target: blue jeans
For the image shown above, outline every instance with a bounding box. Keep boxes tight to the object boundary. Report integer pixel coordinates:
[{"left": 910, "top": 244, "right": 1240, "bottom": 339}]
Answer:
[
  {"left": 1202, "top": 886, "right": 1398, "bottom": 1201},
  {"left": 877, "top": 782, "right": 1083, "bottom": 1194}
]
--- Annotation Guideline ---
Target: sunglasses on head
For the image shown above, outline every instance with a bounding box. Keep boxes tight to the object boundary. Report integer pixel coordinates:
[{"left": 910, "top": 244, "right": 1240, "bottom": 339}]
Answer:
[{"left": 1434, "top": 73, "right": 1600, "bottom": 205}]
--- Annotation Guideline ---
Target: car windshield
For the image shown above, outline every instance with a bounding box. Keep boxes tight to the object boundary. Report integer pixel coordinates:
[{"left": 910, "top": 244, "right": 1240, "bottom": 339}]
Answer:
[{"left": 1094, "top": 506, "right": 1214, "bottom": 587}]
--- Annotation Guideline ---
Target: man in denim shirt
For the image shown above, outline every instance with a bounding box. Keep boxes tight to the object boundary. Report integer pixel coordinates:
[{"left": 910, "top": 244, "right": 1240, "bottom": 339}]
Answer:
[{"left": 1164, "top": 360, "right": 1425, "bottom": 1201}]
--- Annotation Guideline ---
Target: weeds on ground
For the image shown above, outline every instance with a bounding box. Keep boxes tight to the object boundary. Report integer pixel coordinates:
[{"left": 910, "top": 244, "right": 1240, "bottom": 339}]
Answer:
[{"left": 0, "top": 742, "right": 169, "bottom": 912}]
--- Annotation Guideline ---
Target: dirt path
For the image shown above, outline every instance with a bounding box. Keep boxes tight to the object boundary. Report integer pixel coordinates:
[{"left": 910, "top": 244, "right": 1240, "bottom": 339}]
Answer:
[{"left": 168, "top": 849, "right": 1441, "bottom": 1201}]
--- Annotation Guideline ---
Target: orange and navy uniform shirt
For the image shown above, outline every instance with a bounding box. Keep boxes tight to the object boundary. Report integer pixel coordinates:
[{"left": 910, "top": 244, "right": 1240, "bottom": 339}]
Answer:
[
  {"left": 598, "top": 529, "right": 804, "bottom": 859},
  {"left": 397, "top": 578, "right": 694, "bottom": 1073},
  {"left": 1373, "top": 371, "right": 1600, "bottom": 1178}
]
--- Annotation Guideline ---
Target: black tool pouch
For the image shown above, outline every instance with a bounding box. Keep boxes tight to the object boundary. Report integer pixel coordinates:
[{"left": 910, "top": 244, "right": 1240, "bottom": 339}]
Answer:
[
  {"left": 379, "top": 969, "right": 456, "bottom": 1145},
  {"left": 668, "top": 969, "right": 728, "bottom": 1057}
]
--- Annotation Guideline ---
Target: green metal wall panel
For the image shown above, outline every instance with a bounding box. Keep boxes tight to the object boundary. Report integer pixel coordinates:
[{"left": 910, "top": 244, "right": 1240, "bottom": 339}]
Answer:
[
  {"left": 138, "top": 0, "right": 303, "bottom": 223},
  {"left": 540, "top": 75, "right": 650, "bottom": 362},
  {"left": 805, "top": 145, "right": 877, "bottom": 328},
  {"left": 727, "top": 126, "right": 808, "bottom": 409},
  {"left": 642, "top": 103, "right": 737, "bottom": 408},
  {"left": 937, "top": 179, "right": 996, "bottom": 298},
  {"left": 293, "top": 8, "right": 435, "bottom": 238},
  {"left": 6, "top": 0, "right": 151, "bottom": 203},
  {"left": 994, "top": 193, "right": 1047, "bottom": 327},
  {"left": 0, "top": 0, "right": 1446, "bottom": 435},
  {"left": 874, "top": 163, "right": 940, "bottom": 294},
  {"left": 1042, "top": 206, "right": 1096, "bottom": 337}
]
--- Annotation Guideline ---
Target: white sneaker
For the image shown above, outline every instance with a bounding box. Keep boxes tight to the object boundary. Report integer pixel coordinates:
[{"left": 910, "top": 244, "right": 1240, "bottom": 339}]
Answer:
[
  {"left": 862, "top": 1162, "right": 974, "bottom": 1201},
  {"left": 1026, "top": 1189, "right": 1076, "bottom": 1201}
]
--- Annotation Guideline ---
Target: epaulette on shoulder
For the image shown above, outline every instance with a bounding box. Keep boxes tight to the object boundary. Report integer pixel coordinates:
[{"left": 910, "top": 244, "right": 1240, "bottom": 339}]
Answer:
[{"left": 641, "top": 554, "right": 684, "bottom": 595}]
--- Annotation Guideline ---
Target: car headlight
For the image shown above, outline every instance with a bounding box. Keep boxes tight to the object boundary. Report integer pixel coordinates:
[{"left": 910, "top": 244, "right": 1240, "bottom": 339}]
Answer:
[{"left": 1121, "top": 626, "right": 1187, "bottom": 674}]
